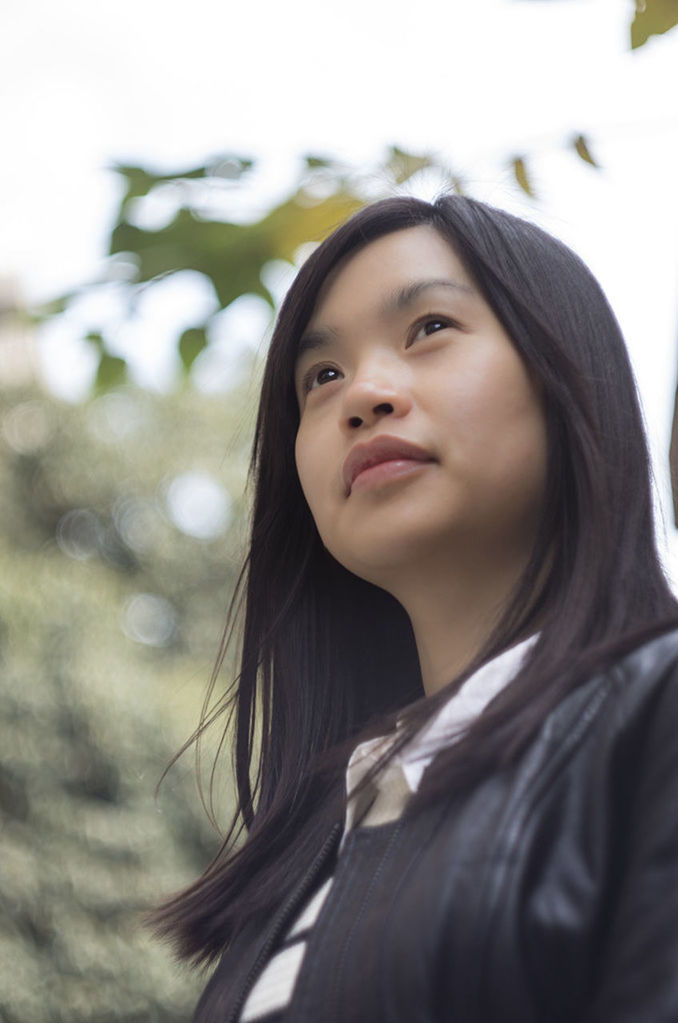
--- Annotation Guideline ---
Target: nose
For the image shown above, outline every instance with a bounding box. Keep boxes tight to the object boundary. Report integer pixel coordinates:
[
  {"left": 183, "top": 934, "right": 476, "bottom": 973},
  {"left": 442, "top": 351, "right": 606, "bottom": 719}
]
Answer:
[{"left": 342, "top": 357, "right": 412, "bottom": 430}]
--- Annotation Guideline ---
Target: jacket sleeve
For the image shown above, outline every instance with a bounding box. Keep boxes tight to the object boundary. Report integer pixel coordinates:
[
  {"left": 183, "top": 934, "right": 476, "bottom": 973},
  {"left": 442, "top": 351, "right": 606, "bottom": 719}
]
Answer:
[{"left": 583, "top": 665, "right": 678, "bottom": 1022}]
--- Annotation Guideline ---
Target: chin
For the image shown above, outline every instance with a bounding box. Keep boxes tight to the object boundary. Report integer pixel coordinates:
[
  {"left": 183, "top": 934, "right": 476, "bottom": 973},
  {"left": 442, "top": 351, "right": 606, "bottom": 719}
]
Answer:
[{"left": 330, "top": 533, "right": 442, "bottom": 589}]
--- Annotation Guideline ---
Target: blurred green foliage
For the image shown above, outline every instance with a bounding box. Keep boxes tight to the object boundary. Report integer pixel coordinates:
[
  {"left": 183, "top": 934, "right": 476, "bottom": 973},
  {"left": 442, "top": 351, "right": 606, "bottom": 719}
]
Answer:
[
  {"left": 0, "top": 380, "right": 257, "bottom": 1020},
  {"left": 38, "top": 141, "right": 606, "bottom": 394},
  {"left": 34, "top": 3, "right": 677, "bottom": 399},
  {"left": 631, "top": 0, "right": 678, "bottom": 49}
]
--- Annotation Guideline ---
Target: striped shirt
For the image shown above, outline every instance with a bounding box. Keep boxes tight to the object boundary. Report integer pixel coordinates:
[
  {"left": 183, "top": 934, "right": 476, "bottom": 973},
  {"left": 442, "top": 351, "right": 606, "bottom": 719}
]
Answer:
[{"left": 239, "top": 636, "right": 536, "bottom": 1021}]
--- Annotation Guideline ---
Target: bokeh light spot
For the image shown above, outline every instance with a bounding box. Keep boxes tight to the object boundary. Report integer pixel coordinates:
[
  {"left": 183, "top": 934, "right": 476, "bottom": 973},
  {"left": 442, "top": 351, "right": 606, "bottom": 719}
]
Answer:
[
  {"left": 122, "top": 593, "right": 177, "bottom": 647},
  {"left": 2, "top": 401, "right": 51, "bottom": 453},
  {"left": 56, "top": 509, "right": 103, "bottom": 561},
  {"left": 165, "top": 471, "right": 231, "bottom": 540},
  {"left": 113, "top": 497, "right": 160, "bottom": 555},
  {"left": 87, "top": 392, "right": 148, "bottom": 444}
]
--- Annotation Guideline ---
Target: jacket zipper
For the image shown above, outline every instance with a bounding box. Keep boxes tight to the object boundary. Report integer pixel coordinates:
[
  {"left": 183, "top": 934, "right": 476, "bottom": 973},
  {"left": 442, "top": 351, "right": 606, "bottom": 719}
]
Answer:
[{"left": 225, "top": 822, "right": 343, "bottom": 1023}]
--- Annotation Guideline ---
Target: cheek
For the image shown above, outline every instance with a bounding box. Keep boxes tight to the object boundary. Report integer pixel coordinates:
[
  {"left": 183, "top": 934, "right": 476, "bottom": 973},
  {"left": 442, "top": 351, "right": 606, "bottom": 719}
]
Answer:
[
  {"left": 489, "top": 388, "right": 548, "bottom": 513},
  {"left": 447, "top": 363, "right": 547, "bottom": 494}
]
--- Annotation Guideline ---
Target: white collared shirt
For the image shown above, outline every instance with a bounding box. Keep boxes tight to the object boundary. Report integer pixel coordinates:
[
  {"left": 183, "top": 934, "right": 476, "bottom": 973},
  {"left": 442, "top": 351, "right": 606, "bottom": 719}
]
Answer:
[{"left": 343, "top": 635, "right": 538, "bottom": 836}]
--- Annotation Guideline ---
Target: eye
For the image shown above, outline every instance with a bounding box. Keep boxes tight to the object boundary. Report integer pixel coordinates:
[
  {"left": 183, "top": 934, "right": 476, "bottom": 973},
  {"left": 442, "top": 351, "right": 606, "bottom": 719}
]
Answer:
[
  {"left": 302, "top": 364, "right": 343, "bottom": 393},
  {"left": 408, "top": 315, "right": 456, "bottom": 346}
]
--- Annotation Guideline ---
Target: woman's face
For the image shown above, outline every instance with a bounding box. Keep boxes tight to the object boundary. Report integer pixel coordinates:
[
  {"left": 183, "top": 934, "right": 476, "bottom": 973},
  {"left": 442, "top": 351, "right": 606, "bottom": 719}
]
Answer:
[{"left": 293, "top": 226, "right": 547, "bottom": 591}]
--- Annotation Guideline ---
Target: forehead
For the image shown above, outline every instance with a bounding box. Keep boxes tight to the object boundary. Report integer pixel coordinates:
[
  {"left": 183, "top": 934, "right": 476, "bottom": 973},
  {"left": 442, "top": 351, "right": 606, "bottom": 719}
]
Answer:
[{"left": 309, "top": 225, "right": 472, "bottom": 324}]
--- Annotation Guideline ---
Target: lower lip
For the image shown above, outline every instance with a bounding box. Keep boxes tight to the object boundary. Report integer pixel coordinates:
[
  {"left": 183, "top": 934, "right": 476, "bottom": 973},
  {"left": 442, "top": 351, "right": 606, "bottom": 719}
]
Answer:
[{"left": 350, "top": 458, "right": 431, "bottom": 494}]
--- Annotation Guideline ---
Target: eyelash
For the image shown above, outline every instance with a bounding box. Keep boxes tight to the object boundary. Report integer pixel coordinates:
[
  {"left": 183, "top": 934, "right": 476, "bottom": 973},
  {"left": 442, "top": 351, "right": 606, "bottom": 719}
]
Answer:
[
  {"left": 301, "top": 364, "right": 342, "bottom": 394},
  {"left": 300, "top": 315, "right": 458, "bottom": 394},
  {"left": 407, "top": 314, "right": 457, "bottom": 346}
]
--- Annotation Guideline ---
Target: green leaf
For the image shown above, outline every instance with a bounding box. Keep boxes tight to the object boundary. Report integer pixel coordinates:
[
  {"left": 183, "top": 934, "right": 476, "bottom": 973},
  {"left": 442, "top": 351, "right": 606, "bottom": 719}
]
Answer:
[
  {"left": 631, "top": 0, "right": 678, "bottom": 49},
  {"left": 512, "top": 157, "right": 535, "bottom": 197},
  {"left": 572, "top": 134, "right": 600, "bottom": 168},
  {"left": 386, "top": 146, "right": 433, "bottom": 185},
  {"left": 111, "top": 165, "right": 163, "bottom": 212},
  {"left": 31, "top": 292, "right": 76, "bottom": 320},
  {"left": 95, "top": 353, "right": 127, "bottom": 390},
  {"left": 84, "top": 331, "right": 105, "bottom": 352},
  {"left": 259, "top": 188, "right": 363, "bottom": 255},
  {"left": 108, "top": 213, "right": 271, "bottom": 308},
  {"left": 303, "top": 154, "right": 335, "bottom": 169},
  {"left": 178, "top": 327, "right": 208, "bottom": 372},
  {"left": 111, "top": 157, "right": 253, "bottom": 218},
  {"left": 112, "top": 162, "right": 208, "bottom": 194}
]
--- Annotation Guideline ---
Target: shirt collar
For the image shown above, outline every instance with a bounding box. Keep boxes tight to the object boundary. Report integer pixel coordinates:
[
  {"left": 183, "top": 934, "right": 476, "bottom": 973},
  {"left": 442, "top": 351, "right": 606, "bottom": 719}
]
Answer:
[
  {"left": 399, "top": 634, "right": 538, "bottom": 791},
  {"left": 344, "top": 635, "right": 537, "bottom": 833}
]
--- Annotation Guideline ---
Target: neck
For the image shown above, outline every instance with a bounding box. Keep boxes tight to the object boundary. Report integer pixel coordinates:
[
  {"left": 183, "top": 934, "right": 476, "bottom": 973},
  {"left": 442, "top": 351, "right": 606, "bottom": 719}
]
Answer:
[{"left": 385, "top": 548, "right": 530, "bottom": 696}]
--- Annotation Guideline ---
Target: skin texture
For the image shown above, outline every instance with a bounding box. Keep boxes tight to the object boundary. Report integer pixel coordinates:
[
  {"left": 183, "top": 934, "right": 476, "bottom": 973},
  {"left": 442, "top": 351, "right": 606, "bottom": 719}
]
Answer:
[{"left": 294, "top": 226, "right": 547, "bottom": 694}]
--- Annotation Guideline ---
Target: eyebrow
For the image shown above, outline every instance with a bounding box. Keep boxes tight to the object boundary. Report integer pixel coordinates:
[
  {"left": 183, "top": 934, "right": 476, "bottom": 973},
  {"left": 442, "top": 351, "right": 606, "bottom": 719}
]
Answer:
[{"left": 296, "top": 278, "right": 474, "bottom": 360}]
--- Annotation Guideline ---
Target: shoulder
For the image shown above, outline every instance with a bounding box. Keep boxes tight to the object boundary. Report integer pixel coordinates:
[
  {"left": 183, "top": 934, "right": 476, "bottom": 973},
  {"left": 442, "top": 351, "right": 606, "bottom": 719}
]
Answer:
[
  {"left": 578, "top": 631, "right": 678, "bottom": 1018},
  {"left": 614, "top": 628, "right": 678, "bottom": 777},
  {"left": 605, "top": 627, "right": 678, "bottom": 725},
  {"left": 556, "top": 627, "right": 678, "bottom": 804},
  {"left": 525, "top": 628, "right": 678, "bottom": 804},
  {"left": 615, "top": 626, "right": 678, "bottom": 680},
  {"left": 558, "top": 627, "right": 678, "bottom": 728}
]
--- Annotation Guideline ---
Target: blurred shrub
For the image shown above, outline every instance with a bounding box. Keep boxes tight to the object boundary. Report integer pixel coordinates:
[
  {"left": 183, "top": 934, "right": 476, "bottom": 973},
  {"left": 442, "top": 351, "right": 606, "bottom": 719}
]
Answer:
[{"left": 0, "top": 378, "right": 256, "bottom": 1021}]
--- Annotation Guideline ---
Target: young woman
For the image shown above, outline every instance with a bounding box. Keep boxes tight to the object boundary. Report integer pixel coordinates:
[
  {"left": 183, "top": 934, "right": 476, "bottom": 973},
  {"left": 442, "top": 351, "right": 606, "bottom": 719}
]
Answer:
[{"left": 154, "top": 195, "right": 678, "bottom": 1021}]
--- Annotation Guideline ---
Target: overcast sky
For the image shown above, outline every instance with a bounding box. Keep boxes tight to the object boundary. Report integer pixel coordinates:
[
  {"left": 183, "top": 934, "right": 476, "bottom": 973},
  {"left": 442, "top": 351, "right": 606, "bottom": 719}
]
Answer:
[{"left": 2, "top": 0, "right": 678, "bottom": 573}]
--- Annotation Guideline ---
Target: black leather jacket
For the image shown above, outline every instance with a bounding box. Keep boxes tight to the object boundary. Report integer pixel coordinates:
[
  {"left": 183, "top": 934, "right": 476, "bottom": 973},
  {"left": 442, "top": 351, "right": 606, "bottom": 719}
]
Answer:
[{"left": 195, "top": 631, "right": 678, "bottom": 1022}]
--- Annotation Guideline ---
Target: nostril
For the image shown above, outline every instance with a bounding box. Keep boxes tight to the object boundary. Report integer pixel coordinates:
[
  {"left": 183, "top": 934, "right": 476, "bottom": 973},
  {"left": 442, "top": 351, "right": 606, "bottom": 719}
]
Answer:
[
  {"left": 374, "top": 402, "right": 394, "bottom": 415},
  {"left": 349, "top": 416, "right": 363, "bottom": 428}
]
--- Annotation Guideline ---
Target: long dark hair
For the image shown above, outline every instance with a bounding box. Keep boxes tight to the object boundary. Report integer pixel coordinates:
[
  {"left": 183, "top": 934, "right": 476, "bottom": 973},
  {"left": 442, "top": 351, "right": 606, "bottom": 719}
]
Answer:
[{"left": 151, "top": 195, "right": 678, "bottom": 965}]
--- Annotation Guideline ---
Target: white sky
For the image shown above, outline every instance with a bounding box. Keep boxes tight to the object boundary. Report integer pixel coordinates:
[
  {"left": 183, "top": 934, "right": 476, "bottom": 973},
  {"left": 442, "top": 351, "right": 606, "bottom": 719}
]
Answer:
[{"left": 2, "top": 0, "right": 678, "bottom": 575}]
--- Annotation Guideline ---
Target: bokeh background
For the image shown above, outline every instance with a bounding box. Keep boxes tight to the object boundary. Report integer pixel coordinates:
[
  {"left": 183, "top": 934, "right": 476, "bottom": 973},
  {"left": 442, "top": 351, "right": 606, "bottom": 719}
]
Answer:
[{"left": 1, "top": 1, "right": 678, "bottom": 1019}]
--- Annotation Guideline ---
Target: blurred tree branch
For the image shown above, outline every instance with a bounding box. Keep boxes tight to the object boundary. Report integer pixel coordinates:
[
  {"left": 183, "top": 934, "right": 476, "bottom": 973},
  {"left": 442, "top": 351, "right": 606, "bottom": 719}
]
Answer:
[
  {"left": 33, "top": 1, "right": 678, "bottom": 515},
  {"left": 36, "top": 139, "right": 601, "bottom": 390},
  {"left": 35, "top": 0, "right": 677, "bottom": 395}
]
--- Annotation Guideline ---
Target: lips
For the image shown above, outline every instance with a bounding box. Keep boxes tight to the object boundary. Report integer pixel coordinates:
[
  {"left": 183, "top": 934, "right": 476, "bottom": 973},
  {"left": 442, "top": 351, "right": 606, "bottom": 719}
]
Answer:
[{"left": 342, "top": 436, "right": 434, "bottom": 495}]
